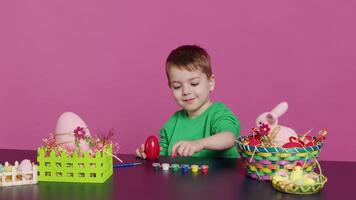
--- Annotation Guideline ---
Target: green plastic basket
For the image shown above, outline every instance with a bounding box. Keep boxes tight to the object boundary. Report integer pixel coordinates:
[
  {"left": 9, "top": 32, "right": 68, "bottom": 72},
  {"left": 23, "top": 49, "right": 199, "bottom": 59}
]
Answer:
[
  {"left": 37, "top": 146, "right": 113, "bottom": 183},
  {"left": 236, "top": 136, "right": 323, "bottom": 181}
]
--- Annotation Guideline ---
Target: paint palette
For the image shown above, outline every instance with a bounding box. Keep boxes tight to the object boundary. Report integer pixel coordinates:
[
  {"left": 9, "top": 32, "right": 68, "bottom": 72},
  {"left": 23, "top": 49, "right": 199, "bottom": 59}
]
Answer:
[{"left": 152, "top": 163, "right": 209, "bottom": 174}]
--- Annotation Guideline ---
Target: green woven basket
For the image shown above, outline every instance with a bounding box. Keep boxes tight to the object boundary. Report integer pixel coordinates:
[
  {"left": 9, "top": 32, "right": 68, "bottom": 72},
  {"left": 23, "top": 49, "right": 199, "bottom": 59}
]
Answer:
[
  {"left": 37, "top": 146, "right": 113, "bottom": 183},
  {"left": 236, "top": 136, "right": 323, "bottom": 181},
  {"left": 272, "top": 175, "right": 327, "bottom": 194},
  {"left": 271, "top": 158, "right": 327, "bottom": 194}
]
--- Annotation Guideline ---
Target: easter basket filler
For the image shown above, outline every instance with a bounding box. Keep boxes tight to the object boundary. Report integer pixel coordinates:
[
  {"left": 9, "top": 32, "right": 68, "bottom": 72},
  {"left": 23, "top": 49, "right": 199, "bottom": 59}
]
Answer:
[
  {"left": 271, "top": 158, "right": 327, "bottom": 195},
  {"left": 236, "top": 102, "right": 327, "bottom": 181},
  {"left": 37, "top": 112, "right": 121, "bottom": 183}
]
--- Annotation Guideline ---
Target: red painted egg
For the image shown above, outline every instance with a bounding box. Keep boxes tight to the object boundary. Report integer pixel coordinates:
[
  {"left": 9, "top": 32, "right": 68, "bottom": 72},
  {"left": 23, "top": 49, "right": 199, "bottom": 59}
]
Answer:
[
  {"left": 248, "top": 138, "right": 262, "bottom": 146},
  {"left": 144, "top": 135, "right": 160, "bottom": 160},
  {"left": 282, "top": 142, "right": 304, "bottom": 148},
  {"left": 305, "top": 141, "right": 315, "bottom": 147}
]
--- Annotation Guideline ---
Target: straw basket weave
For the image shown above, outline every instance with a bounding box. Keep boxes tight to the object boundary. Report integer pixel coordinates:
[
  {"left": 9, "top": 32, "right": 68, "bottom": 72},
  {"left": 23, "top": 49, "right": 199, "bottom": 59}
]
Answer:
[{"left": 236, "top": 136, "right": 323, "bottom": 180}]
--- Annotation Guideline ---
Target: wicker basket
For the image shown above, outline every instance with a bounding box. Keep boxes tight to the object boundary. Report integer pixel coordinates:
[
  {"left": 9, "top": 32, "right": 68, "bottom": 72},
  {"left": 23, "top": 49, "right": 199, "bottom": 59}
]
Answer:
[
  {"left": 271, "top": 158, "right": 327, "bottom": 194},
  {"left": 236, "top": 136, "right": 323, "bottom": 180}
]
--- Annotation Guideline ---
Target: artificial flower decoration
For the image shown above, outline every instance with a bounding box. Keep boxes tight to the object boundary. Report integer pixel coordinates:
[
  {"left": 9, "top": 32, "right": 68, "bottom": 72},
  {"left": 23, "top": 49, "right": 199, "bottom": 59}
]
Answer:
[
  {"left": 250, "top": 127, "right": 260, "bottom": 135},
  {"left": 41, "top": 129, "right": 120, "bottom": 158},
  {"left": 42, "top": 133, "right": 60, "bottom": 156},
  {"left": 74, "top": 126, "right": 86, "bottom": 140},
  {"left": 259, "top": 123, "right": 271, "bottom": 136},
  {"left": 249, "top": 127, "right": 262, "bottom": 140}
]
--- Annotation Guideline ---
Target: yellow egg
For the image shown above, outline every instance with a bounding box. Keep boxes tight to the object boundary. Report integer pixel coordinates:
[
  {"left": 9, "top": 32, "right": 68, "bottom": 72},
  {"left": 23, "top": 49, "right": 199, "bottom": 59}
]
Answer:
[
  {"left": 303, "top": 177, "right": 316, "bottom": 185},
  {"left": 273, "top": 175, "right": 289, "bottom": 182},
  {"left": 290, "top": 166, "right": 303, "bottom": 182},
  {"left": 294, "top": 178, "right": 304, "bottom": 186}
]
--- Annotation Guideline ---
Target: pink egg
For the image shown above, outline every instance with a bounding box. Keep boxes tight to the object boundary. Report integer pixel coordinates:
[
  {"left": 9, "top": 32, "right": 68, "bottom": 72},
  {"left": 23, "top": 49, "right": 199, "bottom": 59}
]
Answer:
[{"left": 54, "top": 112, "right": 91, "bottom": 150}]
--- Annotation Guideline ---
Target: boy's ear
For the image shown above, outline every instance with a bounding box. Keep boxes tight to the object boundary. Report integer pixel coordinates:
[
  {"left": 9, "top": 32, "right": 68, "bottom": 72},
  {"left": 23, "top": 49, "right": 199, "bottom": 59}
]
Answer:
[{"left": 209, "top": 74, "right": 215, "bottom": 91}]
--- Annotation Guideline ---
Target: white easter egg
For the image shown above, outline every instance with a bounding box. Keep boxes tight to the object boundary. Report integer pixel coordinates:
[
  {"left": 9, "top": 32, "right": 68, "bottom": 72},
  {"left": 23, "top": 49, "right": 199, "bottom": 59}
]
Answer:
[
  {"left": 19, "top": 159, "right": 32, "bottom": 173},
  {"left": 54, "top": 112, "right": 91, "bottom": 147}
]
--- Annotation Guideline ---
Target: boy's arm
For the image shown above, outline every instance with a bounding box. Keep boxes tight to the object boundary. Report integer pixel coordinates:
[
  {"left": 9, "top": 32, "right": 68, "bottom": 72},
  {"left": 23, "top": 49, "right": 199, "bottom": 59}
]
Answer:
[
  {"left": 159, "top": 128, "right": 169, "bottom": 156},
  {"left": 172, "top": 109, "right": 240, "bottom": 156},
  {"left": 171, "top": 132, "right": 236, "bottom": 156},
  {"left": 197, "top": 131, "right": 236, "bottom": 150}
]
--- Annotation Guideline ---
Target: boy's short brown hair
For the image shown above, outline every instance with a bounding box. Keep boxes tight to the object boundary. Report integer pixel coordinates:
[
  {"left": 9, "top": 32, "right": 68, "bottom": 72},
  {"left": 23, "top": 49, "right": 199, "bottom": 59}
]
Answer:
[{"left": 166, "top": 45, "right": 212, "bottom": 82}]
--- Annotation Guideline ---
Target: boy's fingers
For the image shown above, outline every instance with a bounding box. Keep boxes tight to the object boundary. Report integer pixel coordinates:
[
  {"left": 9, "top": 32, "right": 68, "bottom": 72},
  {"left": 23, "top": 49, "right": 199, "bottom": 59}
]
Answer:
[
  {"left": 177, "top": 143, "right": 186, "bottom": 156},
  {"left": 136, "top": 145, "right": 147, "bottom": 159},
  {"left": 136, "top": 147, "right": 147, "bottom": 159},
  {"left": 182, "top": 146, "right": 190, "bottom": 157},
  {"left": 135, "top": 148, "right": 141, "bottom": 158},
  {"left": 188, "top": 148, "right": 195, "bottom": 156},
  {"left": 140, "top": 144, "right": 145, "bottom": 153},
  {"left": 141, "top": 152, "right": 147, "bottom": 159},
  {"left": 171, "top": 141, "right": 182, "bottom": 156}
]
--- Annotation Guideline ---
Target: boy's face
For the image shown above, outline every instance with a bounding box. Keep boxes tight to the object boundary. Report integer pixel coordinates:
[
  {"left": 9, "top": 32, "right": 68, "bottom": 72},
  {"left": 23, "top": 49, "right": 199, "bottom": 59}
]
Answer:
[{"left": 167, "top": 66, "right": 215, "bottom": 117}]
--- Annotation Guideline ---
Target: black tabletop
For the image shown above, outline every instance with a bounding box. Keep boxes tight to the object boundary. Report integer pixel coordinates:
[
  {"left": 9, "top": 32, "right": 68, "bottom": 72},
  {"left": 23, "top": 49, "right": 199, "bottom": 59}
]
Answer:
[{"left": 0, "top": 149, "right": 354, "bottom": 200}]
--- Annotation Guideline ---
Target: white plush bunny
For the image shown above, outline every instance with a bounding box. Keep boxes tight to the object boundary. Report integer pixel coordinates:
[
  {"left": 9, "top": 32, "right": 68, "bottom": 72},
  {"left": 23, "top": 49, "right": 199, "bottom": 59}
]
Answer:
[{"left": 255, "top": 102, "right": 297, "bottom": 147}]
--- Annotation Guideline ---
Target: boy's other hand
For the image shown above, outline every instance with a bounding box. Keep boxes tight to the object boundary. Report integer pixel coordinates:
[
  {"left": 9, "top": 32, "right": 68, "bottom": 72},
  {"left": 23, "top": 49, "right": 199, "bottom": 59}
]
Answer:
[
  {"left": 135, "top": 144, "right": 147, "bottom": 159},
  {"left": 171, "top": 140, "right": 204, "bottom": 157}
]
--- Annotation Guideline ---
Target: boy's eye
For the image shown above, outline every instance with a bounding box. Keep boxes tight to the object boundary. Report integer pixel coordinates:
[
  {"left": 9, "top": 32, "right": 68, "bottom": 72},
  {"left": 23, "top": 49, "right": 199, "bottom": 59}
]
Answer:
[
  {"left": 172, "top": 85, "right": 181, "bottom": 90},
  {"left": 191, "top": 82, "right": 199, "bottom": 86}
]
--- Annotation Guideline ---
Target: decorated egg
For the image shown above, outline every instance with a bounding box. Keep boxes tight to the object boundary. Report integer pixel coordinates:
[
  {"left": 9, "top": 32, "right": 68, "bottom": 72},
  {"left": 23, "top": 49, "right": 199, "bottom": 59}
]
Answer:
[
  {"left": 302, "top": 176, "right": 316, "bottom": 185},
  {"left": 19, "top": 159, "right": 33, "bottom": 173},
  {"left": 282, "top": 136, "right": 304, "bottom": 148},
  {"left": 290, "top": 166, "right": 303, "bottom": 182},
  {"left": 144, "top": 135, "right": 160, "bottom": 160},
  {"left": 282, "top": 142, "right": 303, "bottom": 148},
  {"left": 54, "top": 112, "right": 91, "bottom": 151},
  {"left": 4, "top": 162, "right": 12, "bottom": 172},
  {"left": 248, "top": 138, "right": 262, "bottom": 146}
]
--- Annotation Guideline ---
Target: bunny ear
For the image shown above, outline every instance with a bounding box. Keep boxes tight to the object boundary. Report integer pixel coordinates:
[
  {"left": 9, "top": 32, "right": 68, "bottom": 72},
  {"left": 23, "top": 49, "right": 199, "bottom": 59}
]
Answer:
[
  {"left": 266, "top": 113, "right": 277, "bottom": 125},
  {"left": 271, "top": 102, "right": 288, "bottom": 117}
]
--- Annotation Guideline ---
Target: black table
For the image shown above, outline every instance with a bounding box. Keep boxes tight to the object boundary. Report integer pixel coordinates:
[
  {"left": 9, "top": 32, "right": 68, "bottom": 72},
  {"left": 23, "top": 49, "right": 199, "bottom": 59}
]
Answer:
[{"left": 0, "top": 149, "right": 353, "bottom": 200}]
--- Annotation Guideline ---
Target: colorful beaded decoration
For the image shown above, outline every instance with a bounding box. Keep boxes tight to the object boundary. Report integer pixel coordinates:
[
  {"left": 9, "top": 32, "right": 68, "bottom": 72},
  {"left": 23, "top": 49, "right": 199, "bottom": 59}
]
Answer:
[{"left": 152, "top": 163, "right": 209, "bottom": 174}]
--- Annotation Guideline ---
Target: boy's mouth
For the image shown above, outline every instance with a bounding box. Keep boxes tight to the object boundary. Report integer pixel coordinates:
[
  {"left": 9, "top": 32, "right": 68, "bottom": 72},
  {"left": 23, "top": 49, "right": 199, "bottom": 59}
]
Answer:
[{"left": 183, "top": 98, "right": 195, "bottom": 103}]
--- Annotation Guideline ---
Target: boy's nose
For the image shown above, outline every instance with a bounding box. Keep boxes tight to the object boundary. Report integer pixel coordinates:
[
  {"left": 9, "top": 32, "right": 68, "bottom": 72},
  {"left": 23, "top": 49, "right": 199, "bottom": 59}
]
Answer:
[{"left": 182, "top": 86, "right": 191, "bottom": 95}]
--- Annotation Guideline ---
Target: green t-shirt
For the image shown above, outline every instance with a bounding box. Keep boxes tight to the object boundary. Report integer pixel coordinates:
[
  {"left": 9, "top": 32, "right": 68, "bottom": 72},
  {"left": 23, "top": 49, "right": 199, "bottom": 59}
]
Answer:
[{"left": 159, "top": 102, "right": 240, "bottom": 158}]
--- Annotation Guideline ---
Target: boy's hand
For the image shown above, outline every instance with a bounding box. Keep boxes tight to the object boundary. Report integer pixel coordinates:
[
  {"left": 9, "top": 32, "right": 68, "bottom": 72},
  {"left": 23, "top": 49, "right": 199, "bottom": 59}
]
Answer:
[
  {"left": 136, "top": 144, "right": 163, "bottom": 159},
  {"left": 171, "top": 140, "right": 204, "bottom": 157},
  {"left": 135, "top": 144, "right": 147, "bottom": 159}
]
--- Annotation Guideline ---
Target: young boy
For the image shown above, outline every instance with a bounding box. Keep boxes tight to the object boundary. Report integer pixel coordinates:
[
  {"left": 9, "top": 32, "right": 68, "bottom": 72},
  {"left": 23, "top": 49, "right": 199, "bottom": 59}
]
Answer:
[{"left": 136, "top": 45, "right": 240, "bottom": 158}]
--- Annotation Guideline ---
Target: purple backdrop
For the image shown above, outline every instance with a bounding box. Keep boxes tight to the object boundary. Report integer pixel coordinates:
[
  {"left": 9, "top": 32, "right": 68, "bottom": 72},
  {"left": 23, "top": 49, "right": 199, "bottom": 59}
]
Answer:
[{"left": 0, "top": 1, "right": 355, "bottom": 161}]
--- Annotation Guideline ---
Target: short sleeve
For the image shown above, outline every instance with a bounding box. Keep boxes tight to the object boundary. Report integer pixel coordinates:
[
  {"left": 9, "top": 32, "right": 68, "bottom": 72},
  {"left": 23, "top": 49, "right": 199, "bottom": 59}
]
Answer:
[
  {"left": 159, "top": 112, "right": 179, "bottom": 156},
  {"left": 211, "top": 106, "right": 240, "bottom": 138}
]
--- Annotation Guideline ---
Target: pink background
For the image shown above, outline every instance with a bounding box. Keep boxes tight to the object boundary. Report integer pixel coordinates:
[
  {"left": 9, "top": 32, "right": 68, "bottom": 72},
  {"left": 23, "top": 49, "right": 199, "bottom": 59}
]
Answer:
[{"left": 0, "top": 1, "right": 355, "bottom": 161}]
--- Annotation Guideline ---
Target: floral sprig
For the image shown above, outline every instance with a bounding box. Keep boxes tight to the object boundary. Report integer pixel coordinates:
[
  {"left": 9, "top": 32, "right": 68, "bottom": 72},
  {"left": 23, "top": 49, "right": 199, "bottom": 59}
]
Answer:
[
  {"left": 41, "top": 128, "right": 120, "bottom": 158},
  {"left": 247, "top": 123, "right": 274, "bottom": 146}
]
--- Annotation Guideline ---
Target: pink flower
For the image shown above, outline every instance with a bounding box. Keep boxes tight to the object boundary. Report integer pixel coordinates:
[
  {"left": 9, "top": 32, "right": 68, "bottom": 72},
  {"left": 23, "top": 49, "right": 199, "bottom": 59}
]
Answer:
[
  {"left": 63, "top": 144, "right": 75, "bottom": 156},
  {"left": 259, "top": 123, "right": 271, "bottom": 135},
  {"left": 74, "top": 127, "right": 86, "bottom": 140},
  {"left": 250, "top": 127, "right": 260, "bottom": 135}
]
